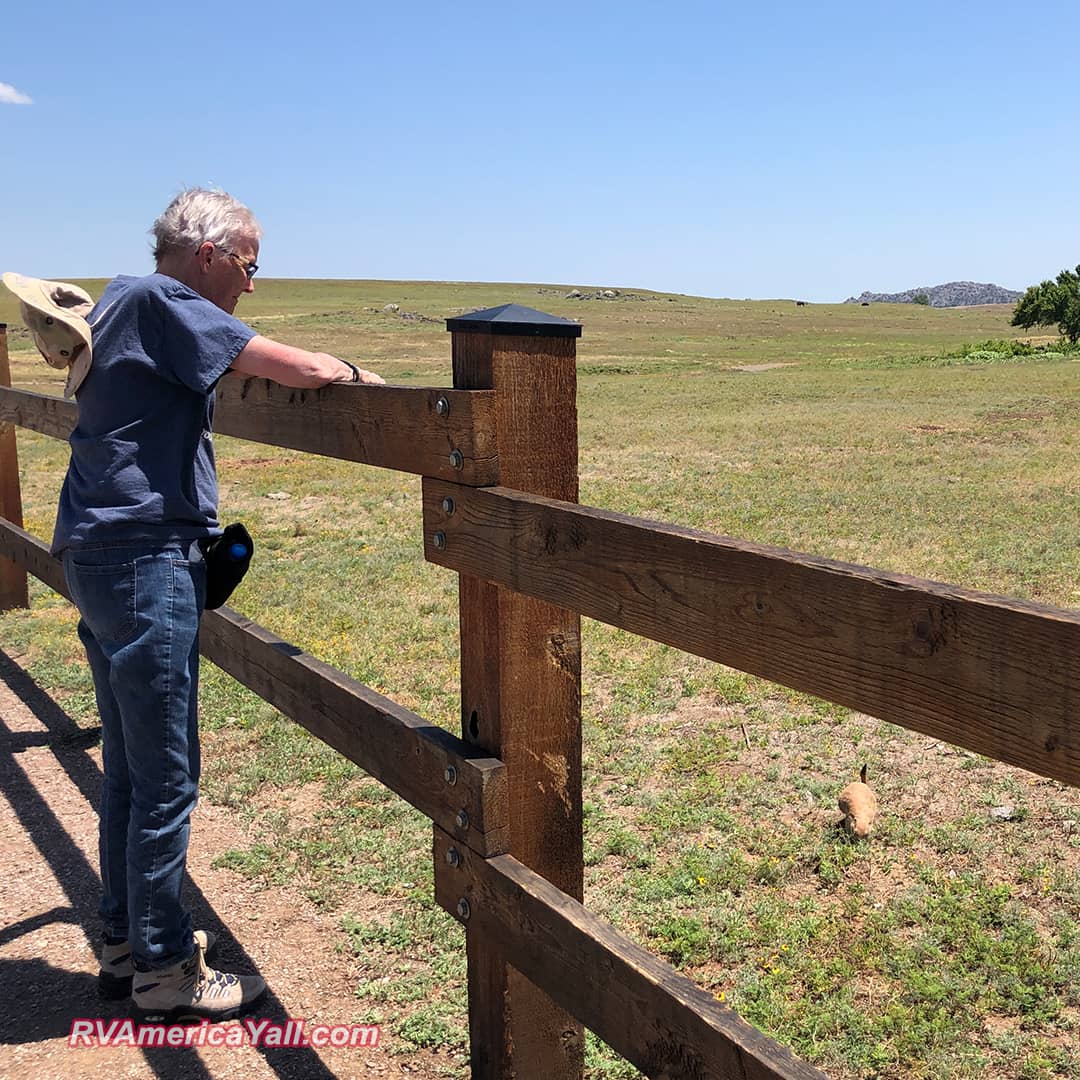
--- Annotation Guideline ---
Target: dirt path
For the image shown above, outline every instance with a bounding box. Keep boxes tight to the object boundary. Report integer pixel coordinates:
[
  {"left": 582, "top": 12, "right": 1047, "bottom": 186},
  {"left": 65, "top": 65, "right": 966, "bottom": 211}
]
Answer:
[{"left": 0, "top": 649, "right": 461, "bottom": 1080}]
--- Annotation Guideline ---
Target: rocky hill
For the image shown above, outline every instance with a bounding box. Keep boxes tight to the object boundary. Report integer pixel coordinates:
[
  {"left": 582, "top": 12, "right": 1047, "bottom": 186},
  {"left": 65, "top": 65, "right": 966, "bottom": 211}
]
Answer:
[{"left": 843, "top": 281, "right": 1022, "bottom": 307}]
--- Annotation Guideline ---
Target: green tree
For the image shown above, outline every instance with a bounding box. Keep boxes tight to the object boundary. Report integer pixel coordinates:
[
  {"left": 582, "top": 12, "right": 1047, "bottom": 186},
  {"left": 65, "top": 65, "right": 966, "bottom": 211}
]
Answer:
[
  {"left": 912, "top": 293, "right": 930, "bottom": 305},
  {"left": 1010, "top": 265, "right": 1080, "bottom": 343}
]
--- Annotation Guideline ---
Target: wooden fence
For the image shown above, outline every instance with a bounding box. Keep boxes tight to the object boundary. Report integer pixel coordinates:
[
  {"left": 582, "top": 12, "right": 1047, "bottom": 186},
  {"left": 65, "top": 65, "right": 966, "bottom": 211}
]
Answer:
[{"left": 1, "top": 308, "right": 1077, "bottom": 1080}]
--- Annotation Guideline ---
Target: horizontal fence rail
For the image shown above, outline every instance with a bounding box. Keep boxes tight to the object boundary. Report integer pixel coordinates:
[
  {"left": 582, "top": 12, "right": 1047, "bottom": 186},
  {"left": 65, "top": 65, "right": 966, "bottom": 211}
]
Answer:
[
  {"left": 0, "top": 519, "right": 509, "bottom": 855},
  {"left": 432, "top": 828, "right": 828, "bottom": 1080},
  {"left": 422, "top": 480, "right": 1080, "bottom": 787},
  {"left": 213, "top": 378, "right": 498, "bottom": 482},
  {"left": 0, "top": 518, "right": 67, "bottom": 596},
  {"left": 0, "top": 380, "right": 500, "bottom": 483},
  {"left": 0, "top": 386, "right": 77, "bottom": 441}
]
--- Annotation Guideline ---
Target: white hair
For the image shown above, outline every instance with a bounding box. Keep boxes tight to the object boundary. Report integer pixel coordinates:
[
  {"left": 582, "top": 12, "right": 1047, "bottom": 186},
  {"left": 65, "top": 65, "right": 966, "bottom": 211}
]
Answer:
[{"left": 150, "top": 188, "right": 262, "bottom": 262}]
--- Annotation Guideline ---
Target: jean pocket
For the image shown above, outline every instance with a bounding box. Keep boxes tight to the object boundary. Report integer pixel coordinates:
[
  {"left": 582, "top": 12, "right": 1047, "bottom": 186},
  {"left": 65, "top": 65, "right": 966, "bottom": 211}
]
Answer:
[
  {"left": 170, "top": 550, "right": 208, "bottom": 613},
  {"left": 65, "top": 559, "right": 138, "bottom": 645}
]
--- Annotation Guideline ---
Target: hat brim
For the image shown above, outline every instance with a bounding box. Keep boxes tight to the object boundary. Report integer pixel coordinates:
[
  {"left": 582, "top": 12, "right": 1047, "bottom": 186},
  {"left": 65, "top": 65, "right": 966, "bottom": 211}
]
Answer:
[{"left": 3, "top": 271, "right": 93, "bottom": 314}]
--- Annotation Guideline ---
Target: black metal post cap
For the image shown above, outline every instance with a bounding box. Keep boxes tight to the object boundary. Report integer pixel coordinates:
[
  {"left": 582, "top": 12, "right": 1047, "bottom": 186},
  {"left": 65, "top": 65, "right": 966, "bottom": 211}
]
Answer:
[{"left": 446, "top": 303, "right": 582, "bottom": 338}]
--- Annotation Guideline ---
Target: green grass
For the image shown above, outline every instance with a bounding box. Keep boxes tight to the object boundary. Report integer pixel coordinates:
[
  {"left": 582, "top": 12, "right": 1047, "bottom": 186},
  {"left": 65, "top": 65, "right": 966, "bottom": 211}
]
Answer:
[{"left": 2, "top": 281, "right": 1078, "bottom": 1079}]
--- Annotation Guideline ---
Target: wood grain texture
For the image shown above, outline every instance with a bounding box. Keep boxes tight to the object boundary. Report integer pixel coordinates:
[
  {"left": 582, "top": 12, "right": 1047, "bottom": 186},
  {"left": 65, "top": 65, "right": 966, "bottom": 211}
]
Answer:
[
  {"left": 451, "top": 329, "right": 584, "bottom": 1078},
  {"left": 214, "top": 376, "right": 498, "bottom": 482},
  {"left": 0, "top": 380, "right": 500, "bottom": 484},
  {"left": 0, "top": 520, "right": 66, "bottom": 598},
  {"left": 423, "top": 482, "right": 1080, "bottom": 788},
  {"left": 0, "top": 520, "right": 510, "bottom": 853},
  {"left": 0, "top": 335, "right": 30, "bottom": 610},
  {"left": 0, "top": 385, "right": 77, "bottom": 441},
  {"left": 449, "top": 336, "right": 582, "bottom": 879},
  {"left": 433, "top": 828, "right": 829, "bottom": 1080}
]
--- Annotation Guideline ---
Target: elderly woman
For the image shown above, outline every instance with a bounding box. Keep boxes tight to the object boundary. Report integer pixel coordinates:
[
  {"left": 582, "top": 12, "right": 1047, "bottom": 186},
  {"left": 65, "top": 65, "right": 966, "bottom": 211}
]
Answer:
[{"left": 50, "top": 188, "right": 382, "bottom": 1022}]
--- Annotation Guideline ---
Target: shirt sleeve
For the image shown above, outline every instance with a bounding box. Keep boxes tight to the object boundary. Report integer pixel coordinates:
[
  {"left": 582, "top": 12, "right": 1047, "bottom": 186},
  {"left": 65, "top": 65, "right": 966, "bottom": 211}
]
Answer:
[{"left": 152, "top": 284, "right": 257, "bottom": 395}]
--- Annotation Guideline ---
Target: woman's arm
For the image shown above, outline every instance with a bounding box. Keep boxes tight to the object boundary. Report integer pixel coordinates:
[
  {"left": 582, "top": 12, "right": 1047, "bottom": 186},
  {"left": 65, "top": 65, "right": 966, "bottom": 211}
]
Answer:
[{"left": 230, "top": 335, "right": 384, "bottom": 388}]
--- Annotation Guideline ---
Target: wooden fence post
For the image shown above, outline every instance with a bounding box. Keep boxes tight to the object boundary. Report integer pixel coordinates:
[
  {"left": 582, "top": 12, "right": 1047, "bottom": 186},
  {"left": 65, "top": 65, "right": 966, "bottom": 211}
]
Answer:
[
  {"left": 446, "top": 304, "right": 584, "bottom": 1078},
  {"left": 0, "top": 325, "right": 29, "bottom": 611}
]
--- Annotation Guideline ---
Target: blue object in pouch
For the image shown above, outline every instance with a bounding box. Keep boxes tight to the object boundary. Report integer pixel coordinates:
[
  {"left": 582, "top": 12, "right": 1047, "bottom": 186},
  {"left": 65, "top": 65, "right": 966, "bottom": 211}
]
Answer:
[{"left": 199, "top": 523, "right": 254, "bottom": 610}]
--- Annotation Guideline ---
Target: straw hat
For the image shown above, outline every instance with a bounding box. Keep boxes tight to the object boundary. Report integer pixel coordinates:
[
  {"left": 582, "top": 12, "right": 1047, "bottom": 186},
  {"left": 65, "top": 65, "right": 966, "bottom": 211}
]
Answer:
[{"left": 2, "top": 271, "right": 94, "bottom": 398}]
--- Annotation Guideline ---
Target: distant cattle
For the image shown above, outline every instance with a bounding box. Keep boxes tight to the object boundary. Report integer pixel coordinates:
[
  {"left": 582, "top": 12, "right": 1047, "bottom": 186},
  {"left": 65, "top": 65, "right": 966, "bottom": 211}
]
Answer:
[
  {"left": 795, "top": 301, "right": 807, "bottom": 307},
  {"left": 861, "top": 302, "right": 871, "bottom": 307}
]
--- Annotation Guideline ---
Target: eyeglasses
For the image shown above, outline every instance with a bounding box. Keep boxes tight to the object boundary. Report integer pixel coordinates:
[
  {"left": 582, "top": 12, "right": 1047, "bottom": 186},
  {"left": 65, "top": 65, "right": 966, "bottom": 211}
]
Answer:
[{"left": 222, "top": 249, "right": 259, "bottom": 279}]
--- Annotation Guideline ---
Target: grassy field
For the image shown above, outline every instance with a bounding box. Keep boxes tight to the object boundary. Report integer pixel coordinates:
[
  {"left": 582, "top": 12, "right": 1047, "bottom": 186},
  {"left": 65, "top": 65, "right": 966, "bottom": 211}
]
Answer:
[{"left": 2, "top": 280, "right": 1078, "bottom": 1079}]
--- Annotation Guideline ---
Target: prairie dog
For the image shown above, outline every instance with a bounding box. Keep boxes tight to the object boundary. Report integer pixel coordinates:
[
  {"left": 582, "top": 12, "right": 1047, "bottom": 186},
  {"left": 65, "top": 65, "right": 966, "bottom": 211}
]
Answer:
[{"left": 838, "top": 764, "right": 878, "bottom": 839}]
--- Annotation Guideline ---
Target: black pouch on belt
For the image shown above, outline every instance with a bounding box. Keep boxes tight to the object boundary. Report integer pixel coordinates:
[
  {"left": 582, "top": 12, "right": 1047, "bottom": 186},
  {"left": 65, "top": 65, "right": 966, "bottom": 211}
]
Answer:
[{"left": 198, "top": 523, "right": 254, "bottom": 610}]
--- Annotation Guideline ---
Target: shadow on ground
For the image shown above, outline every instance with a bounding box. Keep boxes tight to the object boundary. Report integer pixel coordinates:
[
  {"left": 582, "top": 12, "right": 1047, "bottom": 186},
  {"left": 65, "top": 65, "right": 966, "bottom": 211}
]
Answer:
[{"left": 0, "top": 648, "right": 339, "bottom": 1079}]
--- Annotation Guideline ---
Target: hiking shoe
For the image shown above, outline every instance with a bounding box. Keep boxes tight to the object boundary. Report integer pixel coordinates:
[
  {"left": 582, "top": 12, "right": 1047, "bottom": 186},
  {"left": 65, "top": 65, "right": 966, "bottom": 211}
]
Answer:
[
  {"left": 131, "top": 937, "right": 265, "bottom": 1023},
  {"left": 99, "top": 929, "right": 217, "bottom": 1000}
]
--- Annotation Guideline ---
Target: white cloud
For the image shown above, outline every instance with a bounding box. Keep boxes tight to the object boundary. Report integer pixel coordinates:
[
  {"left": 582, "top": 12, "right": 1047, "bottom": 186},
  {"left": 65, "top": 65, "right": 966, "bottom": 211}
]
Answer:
[{"left": 0, "top": 82, "right": 33, "bottom": 105}]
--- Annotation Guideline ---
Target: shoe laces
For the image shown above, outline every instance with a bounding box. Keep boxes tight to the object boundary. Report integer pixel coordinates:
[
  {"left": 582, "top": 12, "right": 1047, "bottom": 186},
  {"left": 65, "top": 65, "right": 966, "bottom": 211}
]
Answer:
[{"left": 195, "top": 943, "right": 240, "bottom": 994}]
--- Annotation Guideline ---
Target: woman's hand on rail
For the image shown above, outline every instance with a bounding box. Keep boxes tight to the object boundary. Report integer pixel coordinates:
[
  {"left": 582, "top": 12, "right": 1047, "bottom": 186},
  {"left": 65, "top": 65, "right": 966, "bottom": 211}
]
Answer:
[{"left": 334, "top": 360, "right": 386, "bottom": 385}]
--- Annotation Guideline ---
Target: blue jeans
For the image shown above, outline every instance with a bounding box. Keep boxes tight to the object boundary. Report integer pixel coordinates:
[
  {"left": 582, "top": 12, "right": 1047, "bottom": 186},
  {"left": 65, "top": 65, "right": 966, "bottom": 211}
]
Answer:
[{"left": 62, "top": 540, "right": 206, "bottom": 970}]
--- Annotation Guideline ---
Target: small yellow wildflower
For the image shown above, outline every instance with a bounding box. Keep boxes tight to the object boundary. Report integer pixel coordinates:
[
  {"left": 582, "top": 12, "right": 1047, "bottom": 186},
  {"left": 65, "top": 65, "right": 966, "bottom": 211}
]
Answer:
[{"left": 714, "top": 991, "right": 726, "bottom": 1002}]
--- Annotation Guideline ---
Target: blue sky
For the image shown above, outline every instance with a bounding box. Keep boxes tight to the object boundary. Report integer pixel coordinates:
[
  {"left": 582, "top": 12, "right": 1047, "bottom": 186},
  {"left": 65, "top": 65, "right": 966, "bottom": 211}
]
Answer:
[{"left": 2, "top": 0, "right": 1077, "bottom": 302}]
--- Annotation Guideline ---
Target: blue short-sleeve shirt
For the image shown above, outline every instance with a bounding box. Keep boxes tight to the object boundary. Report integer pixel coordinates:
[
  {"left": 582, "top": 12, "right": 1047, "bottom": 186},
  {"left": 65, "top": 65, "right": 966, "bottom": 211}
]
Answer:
[{"left": 51, "top": 274, "right": 256, "bottom": 554}]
